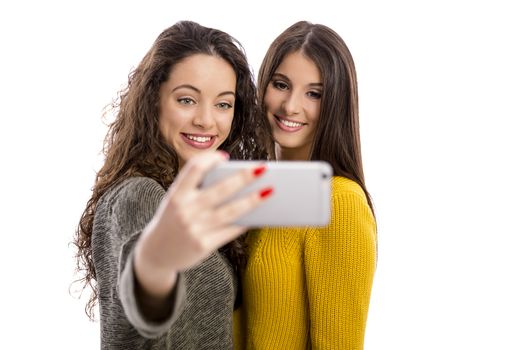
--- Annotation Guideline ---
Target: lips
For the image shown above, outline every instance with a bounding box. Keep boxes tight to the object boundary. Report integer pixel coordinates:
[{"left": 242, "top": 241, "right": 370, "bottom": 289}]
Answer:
[
  {"left": 181, "top": 133, "right": 216, "bottom": 149},
  {"left": 274, "top": 115, "right": 307, "bottom": 132}
]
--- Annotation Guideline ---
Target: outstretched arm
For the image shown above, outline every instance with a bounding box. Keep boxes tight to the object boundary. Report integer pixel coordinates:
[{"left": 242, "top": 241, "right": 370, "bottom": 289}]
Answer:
[{"left": 133, "top": 151, "right": 269, "bottom": 320}]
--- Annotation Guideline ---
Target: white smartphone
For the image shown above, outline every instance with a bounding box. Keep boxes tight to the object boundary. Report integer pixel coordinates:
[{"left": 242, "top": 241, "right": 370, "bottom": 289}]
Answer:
[{"left": 201, "top": 161, "right": 333, "bottom": 227}]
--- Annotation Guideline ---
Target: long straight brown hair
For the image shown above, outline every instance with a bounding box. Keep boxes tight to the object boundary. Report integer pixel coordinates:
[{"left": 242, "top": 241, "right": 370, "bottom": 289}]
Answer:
[
  {"left": 258, "top": 21, "right": 374, "bottom": 213},
  {"left": 72, "top": 21, "right": 271, "bottom": 320}
]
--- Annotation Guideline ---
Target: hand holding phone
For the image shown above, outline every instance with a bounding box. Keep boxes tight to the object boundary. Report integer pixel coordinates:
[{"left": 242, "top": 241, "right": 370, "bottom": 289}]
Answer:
[{"left": 201, "top": 161, "right": 332, "bottom": 227}]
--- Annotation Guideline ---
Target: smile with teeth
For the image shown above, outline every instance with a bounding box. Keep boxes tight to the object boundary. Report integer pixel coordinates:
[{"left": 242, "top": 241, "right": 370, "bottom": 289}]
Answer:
[
  {"left": 275, "top": 116, "right": 306, "bottom": 128},
  {"left": 185, "top": 134, "right": 213, "bottom": 143}
]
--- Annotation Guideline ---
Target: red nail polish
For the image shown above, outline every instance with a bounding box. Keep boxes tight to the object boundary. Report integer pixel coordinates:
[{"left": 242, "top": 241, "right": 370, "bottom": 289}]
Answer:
[
  {"left": 253, "top": 165, "right": 266, "bottom": 177},
  {"left": 259, "top": 187, "right": 273, "bottom": 199}
]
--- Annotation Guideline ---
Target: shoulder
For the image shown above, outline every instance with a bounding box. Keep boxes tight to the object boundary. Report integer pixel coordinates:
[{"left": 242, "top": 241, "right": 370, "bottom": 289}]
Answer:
[
  {"left": 108, "top": 177, "right": 165, "bottom": 200},
  {"left": 331, "top": 177, "right": 371, "bottom": 212},
  {"left": 331, "top": 176, "right": 367, "bottom": 201},
  {"left": 324, "top": 176, "right": 376, "bottom": 234},
  {"left": 101, "top": 177, "right": 165, "bottom": 208},
  {"left": 97, "top": 177, "right": 166, "bottom": 225}
]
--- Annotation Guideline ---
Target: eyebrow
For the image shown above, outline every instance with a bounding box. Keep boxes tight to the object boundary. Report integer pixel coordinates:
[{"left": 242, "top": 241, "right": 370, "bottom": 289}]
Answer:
[
  {"left": 172, "top": 84, "right": 235, "bottom": 97},
  {"left": 272, "top": 73, "right": 323, "bottom": 88}
]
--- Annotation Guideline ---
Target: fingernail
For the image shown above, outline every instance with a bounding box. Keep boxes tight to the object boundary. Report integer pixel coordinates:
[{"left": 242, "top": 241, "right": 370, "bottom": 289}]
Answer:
[
  {"left": 218, "top": 150, "right": 230, "bottom": 160},
  {"left": 253, "top": 165, "right": 266, "bottom": 177},
  {"left": 259, "top": 187, "right": 273, "bottom": 199}
]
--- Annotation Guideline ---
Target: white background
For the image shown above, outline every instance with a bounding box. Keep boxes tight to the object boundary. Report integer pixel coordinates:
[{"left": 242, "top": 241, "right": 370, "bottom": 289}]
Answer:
[{"left": 1, "top": 0, "right": 524, "bottom": 349}]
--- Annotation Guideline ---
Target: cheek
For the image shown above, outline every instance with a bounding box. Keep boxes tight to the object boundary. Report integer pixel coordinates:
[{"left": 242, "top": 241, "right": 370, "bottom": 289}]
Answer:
[
  {"left": 219, "top": 114, "right": 234, "bottom": 135},
  {"left": 308, "top": 103, "right": 321, "bottom": 124},
  {"left": 263, "top": 91, "right": 276, "bottom": 110},
  {"left": 158, "top": 111, "right": 183, "bottom": 139},
  {"left": 263, "top": 94, "right": 278, "bottom": 122}
]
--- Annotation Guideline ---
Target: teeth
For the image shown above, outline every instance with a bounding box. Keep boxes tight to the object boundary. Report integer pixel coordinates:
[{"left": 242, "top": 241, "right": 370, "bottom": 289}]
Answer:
[
  {"left": 186, "top": 135, "right": 212, "bottom": 143},
  {"left": 279, "top": 118, "right": 303, "bottom": 128}
]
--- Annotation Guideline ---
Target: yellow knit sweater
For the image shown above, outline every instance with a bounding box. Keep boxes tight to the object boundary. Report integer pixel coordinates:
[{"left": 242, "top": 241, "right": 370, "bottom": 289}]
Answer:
[{"left": 237, "top": 176, "right": 377, "bottom": 350}]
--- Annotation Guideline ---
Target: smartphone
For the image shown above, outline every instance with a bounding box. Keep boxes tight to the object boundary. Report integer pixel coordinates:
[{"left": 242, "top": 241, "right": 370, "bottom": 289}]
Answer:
[{"left": 201, "top": 161, "right": 333, "bottom": 227}]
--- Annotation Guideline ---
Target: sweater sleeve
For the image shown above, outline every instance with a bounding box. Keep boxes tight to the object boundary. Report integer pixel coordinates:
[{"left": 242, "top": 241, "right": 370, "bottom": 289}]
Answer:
[
  {"left": 108, "top": 177, "right": 187, "bottom": 338},
  {"left": 304, "top": 187, "right": 376, "bottom": 350}
]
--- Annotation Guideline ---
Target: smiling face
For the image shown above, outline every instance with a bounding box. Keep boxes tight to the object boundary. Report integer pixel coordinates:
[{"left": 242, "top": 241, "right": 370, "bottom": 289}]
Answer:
[
  {"left": 263, "top": 51, "right": 322, "bottom": 160},
  {"left": 159, "top": 54, "right": 236, "bottom": 168}
]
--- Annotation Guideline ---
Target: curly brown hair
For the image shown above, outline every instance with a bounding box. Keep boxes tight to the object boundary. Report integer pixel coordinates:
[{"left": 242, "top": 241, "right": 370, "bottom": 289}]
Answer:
[{"left": 72, "top": 21, "right": 271, "bottom": 320}]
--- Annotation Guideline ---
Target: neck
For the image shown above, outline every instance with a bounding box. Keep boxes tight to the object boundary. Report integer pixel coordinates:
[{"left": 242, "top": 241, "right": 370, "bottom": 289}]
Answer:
[{"left": 274, "top": 143, "right": 311, "bottom": 161}]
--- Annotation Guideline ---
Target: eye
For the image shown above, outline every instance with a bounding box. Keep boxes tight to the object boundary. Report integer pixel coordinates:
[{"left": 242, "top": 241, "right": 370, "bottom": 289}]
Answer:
[
  {"left": 216, "top": 102, "right": 233, "bottom": 110},
  {"left": 272, "top": 80, "right": 289, "bottom": 91},
  {"left": 178, "top": 97, "right": 196, "bottom": 105},
  {"left": 307, "top": 90, "right": 322, "bottom": 99}
]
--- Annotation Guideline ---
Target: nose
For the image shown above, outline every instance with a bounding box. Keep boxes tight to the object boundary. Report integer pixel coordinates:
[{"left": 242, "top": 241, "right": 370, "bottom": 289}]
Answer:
[
  {"left": 193, "top": 105, "right": 215, "bottom": 129},
  {"left": 282, "top": 91, "right": 301, "bottom": 116}
]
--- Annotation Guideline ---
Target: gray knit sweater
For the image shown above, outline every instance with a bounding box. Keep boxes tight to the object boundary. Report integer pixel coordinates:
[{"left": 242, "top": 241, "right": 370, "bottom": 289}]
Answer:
[{"left": 92, "top": 177, "right": 237, "bottom": 349}]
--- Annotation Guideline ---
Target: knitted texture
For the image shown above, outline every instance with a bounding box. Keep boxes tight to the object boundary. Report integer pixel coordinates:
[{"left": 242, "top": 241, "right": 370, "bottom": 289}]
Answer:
[
  {"left": 241, "top": 176, "right": 376, "bottom": 350},
  {"left": 93, "top": 177, "right": 237, "bottom": 349}
]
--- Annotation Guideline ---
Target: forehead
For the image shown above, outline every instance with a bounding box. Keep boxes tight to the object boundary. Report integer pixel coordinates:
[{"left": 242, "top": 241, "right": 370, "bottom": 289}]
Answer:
[
  {"left": 168, "top": 54, "right": 237, "bottom": 90},
  {"left": 276, "top": 51, "right": 321, "bottom": 83}
]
